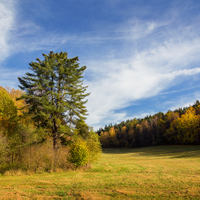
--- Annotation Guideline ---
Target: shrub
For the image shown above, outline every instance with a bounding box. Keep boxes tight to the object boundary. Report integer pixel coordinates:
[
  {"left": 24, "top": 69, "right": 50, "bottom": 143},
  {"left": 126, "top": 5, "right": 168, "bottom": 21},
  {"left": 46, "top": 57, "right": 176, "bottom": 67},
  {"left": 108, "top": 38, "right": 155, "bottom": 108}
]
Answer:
[
  {"left": 69, "top": 139, "right": 89, "bottom": 167},
  {"left": 21, "top": 138, "right": 71, "bottom": 173},
  {"left": 86, "top": 129, "right": 102, "bottom": 164},
  {"left": 0, "top": 124, "right": 101, "bottom": 174}
]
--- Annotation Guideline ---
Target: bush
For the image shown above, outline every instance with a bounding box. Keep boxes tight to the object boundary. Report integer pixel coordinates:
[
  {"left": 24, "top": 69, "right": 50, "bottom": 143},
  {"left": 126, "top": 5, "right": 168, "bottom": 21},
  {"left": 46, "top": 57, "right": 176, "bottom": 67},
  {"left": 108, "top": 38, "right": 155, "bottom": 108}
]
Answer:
[
  {"left": 0, "top": 124, "right": 49, "bottom": 173},
  {"left": 69, "top": 139, "right": 89, "bottom": 167},
  {"left": 86, "top": 129, "right": 102, "bottom": 164},
  {"left": 0, "top": 124, "right": 101, "bottom": 174},
  {"left": 21, "top": 138, "right": 72, "bottom": 173},
  {"left": 69, "top": 129, "right": 102, "bottom": 167},
  {"left": 0, "top": 135, "right": 73, "bottom": 174}
]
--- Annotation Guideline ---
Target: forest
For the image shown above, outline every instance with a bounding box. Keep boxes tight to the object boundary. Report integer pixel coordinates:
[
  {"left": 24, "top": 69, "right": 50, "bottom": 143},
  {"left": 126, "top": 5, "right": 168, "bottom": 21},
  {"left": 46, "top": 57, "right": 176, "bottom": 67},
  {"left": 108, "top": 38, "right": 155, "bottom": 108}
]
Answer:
[{"left": 98, "top": 101, "right": 200, "bottom": 148}]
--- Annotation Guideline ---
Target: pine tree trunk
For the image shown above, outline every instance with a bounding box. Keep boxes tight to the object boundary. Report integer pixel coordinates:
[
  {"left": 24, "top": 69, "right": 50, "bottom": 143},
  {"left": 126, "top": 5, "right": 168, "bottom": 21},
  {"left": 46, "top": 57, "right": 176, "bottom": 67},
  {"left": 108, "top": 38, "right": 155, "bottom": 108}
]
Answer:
[
  {"left": 53, "top": 119, "right": 58, "bottom": 150},
  {"left": 53, "top": 131, "right": 57, "bottom": 150}
]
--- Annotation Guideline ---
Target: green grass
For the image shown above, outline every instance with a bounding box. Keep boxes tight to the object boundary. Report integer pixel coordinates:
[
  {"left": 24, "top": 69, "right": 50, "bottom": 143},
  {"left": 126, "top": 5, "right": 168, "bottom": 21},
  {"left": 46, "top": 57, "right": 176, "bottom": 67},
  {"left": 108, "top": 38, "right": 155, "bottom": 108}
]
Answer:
[{"left": 0, "top": 145, "right": 200, "bottom": 199}]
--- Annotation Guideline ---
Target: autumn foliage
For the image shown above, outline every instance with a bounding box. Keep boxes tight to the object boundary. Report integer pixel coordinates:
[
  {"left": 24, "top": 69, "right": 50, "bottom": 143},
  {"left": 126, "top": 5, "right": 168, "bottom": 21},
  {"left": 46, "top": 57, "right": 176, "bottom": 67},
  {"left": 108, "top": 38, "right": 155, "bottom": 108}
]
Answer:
[
  {"left": 0, "top": 86, "right": 101, "bottom": 173},
  {"left": 0, "top": 52, "right": 102, "bottom": 173},
  {"left": 98, "top": 101, "right": 200, "bottom": 148}
]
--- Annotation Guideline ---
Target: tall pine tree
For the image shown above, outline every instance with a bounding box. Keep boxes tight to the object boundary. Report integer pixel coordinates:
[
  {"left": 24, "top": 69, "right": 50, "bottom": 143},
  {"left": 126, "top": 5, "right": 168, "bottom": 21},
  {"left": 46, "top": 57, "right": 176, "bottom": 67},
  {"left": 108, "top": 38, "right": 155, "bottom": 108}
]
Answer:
[{"left": 18, "top": 51, "right": 90, "bottom": 149}]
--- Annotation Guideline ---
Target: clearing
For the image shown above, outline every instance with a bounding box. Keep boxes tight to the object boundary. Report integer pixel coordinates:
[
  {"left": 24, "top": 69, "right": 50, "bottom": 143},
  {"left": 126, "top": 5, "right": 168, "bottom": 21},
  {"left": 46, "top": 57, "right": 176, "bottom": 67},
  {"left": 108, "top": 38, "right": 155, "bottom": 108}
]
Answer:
[{"left": 0, "top": 145, "right": 200, "bottom": 199}]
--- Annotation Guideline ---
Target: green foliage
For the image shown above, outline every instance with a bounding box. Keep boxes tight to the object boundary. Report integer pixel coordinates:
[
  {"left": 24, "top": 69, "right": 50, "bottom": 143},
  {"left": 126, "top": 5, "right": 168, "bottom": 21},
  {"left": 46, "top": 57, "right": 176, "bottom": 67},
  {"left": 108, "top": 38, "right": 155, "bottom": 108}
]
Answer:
[
  {"left": 0, "top": 123, "right": 46, "bottom": 172},
  {"left": 0, "top": 85, "right": 96, "bottom": 173},
  {"left": 69, "top": 139, "right": 89, "bottom": 167},
  {"left": 0, "top": 133, "right": 9, "bottom": 165},
  {"left": 69, "top": 128, "right": 101, "bottom": 167},
  {"left": 0, "top": 87, "right": 18, "bottom": 136},
  {"left": 99, "top": 101, "right": 200, "bottom": 148},
  {"left": 86, "top": 129, "right": 102, "bottom": 164},
  {"left": 75, "top": 119, "right": 90, "bottom": 139},
  {"left": 18, "top": 51, "right": 90, "bottom": 149}
]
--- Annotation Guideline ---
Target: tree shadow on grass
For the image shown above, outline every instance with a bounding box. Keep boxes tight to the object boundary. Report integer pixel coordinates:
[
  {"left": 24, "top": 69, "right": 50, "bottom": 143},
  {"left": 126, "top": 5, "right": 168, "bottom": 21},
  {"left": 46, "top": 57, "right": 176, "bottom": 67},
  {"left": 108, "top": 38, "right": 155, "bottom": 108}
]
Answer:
[{"left": 102, "top": 145, "right": 200, "bottom": 158}]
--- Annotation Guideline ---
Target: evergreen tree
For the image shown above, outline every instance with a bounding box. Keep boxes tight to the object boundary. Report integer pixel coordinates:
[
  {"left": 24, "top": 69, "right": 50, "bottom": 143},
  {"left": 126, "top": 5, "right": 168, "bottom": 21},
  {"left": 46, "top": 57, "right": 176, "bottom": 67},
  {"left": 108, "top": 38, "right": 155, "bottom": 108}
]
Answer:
[{"left": 18, "top": 51, "right": 90, "bottom": 149}]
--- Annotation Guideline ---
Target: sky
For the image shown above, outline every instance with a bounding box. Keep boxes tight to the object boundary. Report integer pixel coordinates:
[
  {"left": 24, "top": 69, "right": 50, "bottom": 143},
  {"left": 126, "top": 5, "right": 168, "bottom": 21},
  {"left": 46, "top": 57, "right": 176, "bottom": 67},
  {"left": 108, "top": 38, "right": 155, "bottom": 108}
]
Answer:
[{"left": 1, "top": 0, "right": 200, "bottom": 130}]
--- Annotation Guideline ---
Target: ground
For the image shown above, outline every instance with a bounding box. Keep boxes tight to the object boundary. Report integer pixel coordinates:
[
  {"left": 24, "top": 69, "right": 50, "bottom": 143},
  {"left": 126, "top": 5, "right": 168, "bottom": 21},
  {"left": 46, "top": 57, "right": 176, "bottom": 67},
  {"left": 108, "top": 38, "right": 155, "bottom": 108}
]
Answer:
[{"left": 0, "top": 145, "right": 199, "bottom": 199}]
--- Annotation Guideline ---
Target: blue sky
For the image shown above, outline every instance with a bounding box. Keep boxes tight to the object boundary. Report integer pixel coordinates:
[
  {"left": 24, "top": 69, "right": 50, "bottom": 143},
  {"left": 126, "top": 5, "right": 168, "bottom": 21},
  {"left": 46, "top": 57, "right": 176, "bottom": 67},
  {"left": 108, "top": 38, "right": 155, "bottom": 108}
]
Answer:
[{"left": 1, "top": 0, "right": 200, "bottom": 130}]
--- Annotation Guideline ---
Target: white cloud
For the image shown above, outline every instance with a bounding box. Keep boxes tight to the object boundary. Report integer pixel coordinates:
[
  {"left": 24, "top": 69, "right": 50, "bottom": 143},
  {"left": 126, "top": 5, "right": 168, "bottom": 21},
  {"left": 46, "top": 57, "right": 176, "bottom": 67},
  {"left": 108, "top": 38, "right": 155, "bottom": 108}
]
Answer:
[
  {"left": 1, "top": 0, "right": 200, "bottom": 130},
  {"left": 168, "top": 92, "right": 200, "bottom": 112},
  {"left": 0, "top": 1, "right": 72, "bottom": 57},
  {"left": 85, "top": 19, "right": 200, "bottom": 129},
  {"left": 0, "top": 0, "right": 72, "bottom": 88},
  {"left": 0, "top": 0, "right": 15, "bottom": 61}
]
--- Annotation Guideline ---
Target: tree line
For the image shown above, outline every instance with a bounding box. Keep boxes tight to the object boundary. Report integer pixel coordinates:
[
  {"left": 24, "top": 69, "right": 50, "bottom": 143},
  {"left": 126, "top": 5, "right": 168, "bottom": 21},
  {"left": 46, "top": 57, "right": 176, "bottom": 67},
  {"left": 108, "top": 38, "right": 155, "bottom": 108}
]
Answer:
[{"left": 97, "top": 101, "right": 200, "bottom": 148}]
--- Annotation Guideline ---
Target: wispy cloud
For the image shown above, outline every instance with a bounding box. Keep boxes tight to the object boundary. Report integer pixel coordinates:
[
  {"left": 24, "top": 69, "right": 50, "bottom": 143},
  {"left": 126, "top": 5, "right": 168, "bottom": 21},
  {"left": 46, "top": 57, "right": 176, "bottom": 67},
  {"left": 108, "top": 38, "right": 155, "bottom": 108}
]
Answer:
[
  {"left": 0, "top": 0, "right": 15, "bottom": 61},
  {"left": 0, "top": 0, "right": 72, "bottom": 87},
  {"left": 168, "top": 91, "right": 200, "bottom": 111},
  {"left": 84, "top": 14, "right": 200, "bottom": 128},
  {"left": 1, "top": 0, "right": 200, "bottom": 130}
]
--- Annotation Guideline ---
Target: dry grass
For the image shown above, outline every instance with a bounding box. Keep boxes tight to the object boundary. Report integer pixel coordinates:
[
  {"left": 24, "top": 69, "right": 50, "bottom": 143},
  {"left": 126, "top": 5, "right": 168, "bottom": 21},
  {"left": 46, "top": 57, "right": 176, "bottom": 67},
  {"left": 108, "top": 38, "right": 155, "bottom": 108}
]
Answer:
[
  {"left": 0, "top": 138, "right": 74, "bottom": 174},
  {"left": 0, "top": 145, "right": 200, "bottom": 199}
]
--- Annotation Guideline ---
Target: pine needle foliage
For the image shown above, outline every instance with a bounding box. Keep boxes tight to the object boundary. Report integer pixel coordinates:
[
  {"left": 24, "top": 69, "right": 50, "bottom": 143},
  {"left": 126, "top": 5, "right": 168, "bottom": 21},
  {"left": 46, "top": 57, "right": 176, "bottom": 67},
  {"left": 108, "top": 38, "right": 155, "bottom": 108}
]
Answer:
[{"left": 18, "top": 51, "right": 90, "bottom": 149}]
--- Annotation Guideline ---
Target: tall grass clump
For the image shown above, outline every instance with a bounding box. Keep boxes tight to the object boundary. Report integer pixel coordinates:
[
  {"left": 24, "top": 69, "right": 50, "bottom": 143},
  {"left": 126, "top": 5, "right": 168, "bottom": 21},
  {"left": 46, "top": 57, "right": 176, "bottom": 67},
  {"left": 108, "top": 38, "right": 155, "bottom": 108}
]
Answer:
[
  {"left": 21, "top": 138, "right": 72, "bottom": 173},
  {"left": 0, "top": 125, "right": 72, "bottom": 174}
]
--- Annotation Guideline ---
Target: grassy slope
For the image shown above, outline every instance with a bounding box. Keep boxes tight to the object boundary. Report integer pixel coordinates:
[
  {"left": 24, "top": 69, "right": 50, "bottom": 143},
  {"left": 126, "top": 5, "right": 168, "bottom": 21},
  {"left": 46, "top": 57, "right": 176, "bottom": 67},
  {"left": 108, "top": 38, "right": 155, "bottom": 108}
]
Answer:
[{"left": 0, "top": 146, "right": 200, "bottom": 199}]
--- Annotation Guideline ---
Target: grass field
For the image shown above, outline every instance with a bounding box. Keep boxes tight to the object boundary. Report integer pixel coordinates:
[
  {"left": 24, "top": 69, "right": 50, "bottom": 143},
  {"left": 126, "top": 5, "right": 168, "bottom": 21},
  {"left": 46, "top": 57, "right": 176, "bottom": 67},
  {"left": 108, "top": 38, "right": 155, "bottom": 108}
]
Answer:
[{"left": 0, "top": 145, "right": 200, "bottom": 199}]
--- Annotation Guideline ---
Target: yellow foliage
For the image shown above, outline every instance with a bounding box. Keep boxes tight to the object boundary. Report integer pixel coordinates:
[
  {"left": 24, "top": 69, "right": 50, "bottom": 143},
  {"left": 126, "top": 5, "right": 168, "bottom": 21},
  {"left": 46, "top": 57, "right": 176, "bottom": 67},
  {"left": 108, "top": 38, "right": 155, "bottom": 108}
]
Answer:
[
  {"left": 0, "top": 87, "right": 17, "bottom": 135},
  {"left": 165, "top": 107, "right": 200, "bottom": 144},
  {"left": 165, "top": 111, "right": 179, "bottom": 123},
  {"left": 109, "top": 127, "right": 116, "bottom": 137},
  {"left": 108, "top": 127, "right": 117, "bottom": 146},
  {"left": 8, "top": 88, "right": 26, "bottom": 116},
  {"left": 100, "top": 131, "right": 109, "bottom": 147},
  {"left": 69, "top": 139, "right": 89, "bottom": 167},
  {"left": 1, "top": 86, "right": 31, "bottom": 125}
]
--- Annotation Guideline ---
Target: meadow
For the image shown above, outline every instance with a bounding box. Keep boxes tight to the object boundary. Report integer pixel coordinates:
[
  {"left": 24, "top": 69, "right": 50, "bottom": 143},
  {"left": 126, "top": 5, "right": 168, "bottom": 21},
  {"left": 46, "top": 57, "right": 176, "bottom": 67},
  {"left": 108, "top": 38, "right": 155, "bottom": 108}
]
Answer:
[{"left": 0, "top": 145, "right": 199, "bottom": 199}]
